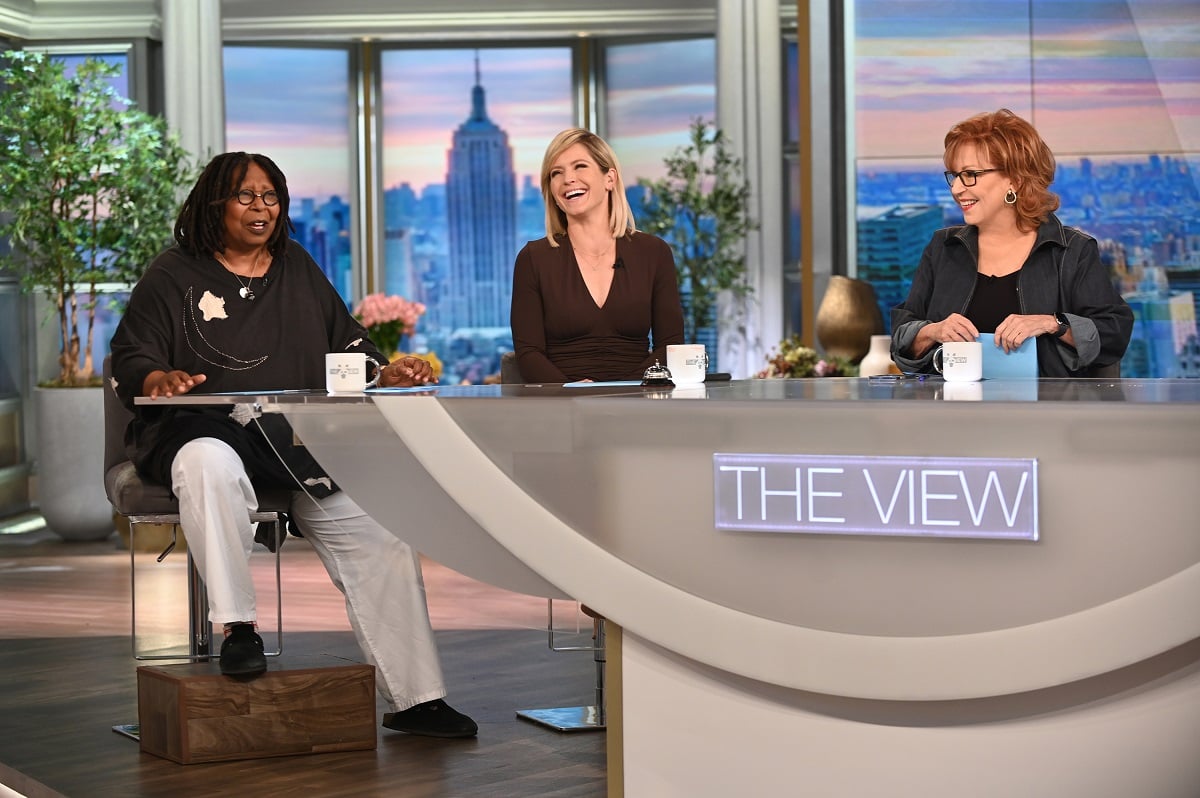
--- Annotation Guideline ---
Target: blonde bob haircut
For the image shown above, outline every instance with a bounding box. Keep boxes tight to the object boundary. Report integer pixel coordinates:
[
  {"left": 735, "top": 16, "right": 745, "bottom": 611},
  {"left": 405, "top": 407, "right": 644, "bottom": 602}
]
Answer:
[
  {"left": 944, "top": 108, "right": 1060, "bottom": 234},
  {"left": 540, "top": 128, "right": 637, "bottom": 246}
]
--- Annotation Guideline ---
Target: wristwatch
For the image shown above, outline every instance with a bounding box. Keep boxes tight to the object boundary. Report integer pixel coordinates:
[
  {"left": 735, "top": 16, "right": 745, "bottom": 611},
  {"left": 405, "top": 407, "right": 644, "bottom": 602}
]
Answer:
[{"left": 1049, "top": 313, "right": 1070, "bottom": 339}]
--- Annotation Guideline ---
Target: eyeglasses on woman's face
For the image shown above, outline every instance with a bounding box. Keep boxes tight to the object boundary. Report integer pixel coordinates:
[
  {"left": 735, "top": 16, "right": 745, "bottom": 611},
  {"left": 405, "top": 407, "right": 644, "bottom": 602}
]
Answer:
[
  {"left": 231, "top": 189, "right": 279, "bottom": 206},
  {"left": 943, "top": 169, "right": 998, "bottom": 188}
]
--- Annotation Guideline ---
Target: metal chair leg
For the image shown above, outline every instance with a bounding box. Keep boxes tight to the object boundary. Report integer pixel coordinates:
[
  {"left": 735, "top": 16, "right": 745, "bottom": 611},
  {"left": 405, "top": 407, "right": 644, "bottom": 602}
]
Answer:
[
  {"left": 515, "top": 600, "right": 606, "bottom": 732},
  {"left": 593, "top": 617, "right": 606, "bottom": 727},
  {"left": 186, "top": 549, "right": 211, "bottom": 658},
  {"left": 129, "top": 513, "right": 283, "bottom": 662}
]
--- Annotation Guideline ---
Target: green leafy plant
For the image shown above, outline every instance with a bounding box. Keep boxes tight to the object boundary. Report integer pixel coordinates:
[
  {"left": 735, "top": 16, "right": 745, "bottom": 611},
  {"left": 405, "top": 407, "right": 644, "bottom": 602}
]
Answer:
[
  {"left": 0, "top": 50, "right": 196, "bottom": 386},
  {"left": 638, "top": 118, "right": 758, "bottom": 343}
]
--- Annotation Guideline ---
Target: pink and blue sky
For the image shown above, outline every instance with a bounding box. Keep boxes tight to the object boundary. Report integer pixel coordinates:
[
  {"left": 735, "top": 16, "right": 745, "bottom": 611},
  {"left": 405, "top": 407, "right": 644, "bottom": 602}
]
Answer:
[
  {"left": 224, "top": 1, "right": 1198, "bottom": 199},
  {"left": 854, "top": 0, "right": 1200, "bottom": 161},
  {"left": 225, "top": 41, "right": 716, "bottom": 203}
]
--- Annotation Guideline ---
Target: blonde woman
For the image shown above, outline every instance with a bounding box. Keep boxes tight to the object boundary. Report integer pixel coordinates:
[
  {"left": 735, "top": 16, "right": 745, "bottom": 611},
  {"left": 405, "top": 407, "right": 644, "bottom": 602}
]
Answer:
[{"left": 510, "top": 128, "right": 684, "bottom": 382}]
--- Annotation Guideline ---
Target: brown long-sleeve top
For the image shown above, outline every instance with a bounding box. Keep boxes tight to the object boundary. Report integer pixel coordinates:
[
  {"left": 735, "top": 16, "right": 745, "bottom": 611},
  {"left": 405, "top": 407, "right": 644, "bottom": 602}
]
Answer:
[{"left": 510, "top": 232, "right": 685, "bottom": 382}]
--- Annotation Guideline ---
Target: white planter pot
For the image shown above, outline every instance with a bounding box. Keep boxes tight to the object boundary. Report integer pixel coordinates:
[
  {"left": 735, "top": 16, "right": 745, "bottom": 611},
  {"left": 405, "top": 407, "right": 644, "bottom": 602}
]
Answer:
[{"left": 34, "top": 386, "right": 114, "bottom": 541}]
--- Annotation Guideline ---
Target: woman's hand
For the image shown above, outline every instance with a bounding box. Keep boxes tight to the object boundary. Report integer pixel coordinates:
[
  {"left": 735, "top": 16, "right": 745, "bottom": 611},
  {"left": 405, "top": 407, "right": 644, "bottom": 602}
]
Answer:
[
  {"left": 378, "top": 356, "right": 437, "bottom": 387},
  {"left": 994, "top": 314, "right": 1061, "bottom": 353},
  {"left": 143, "top": 369, "right": 207, "bottom": 399},
  {"left": 911, "top": 313, "right": 979, "bottom": 356}
]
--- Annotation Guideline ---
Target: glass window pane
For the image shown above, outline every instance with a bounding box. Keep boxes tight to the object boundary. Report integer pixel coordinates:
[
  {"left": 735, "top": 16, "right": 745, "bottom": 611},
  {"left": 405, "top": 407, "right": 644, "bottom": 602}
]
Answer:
[
  {"left": 783, "top": 41, "right": 802, "bottom": 337},
  {"left": 785, "top": 39, "right": 799, "bottom": 145},
  {"left": 224, "top": 47, "right": 354, "bottom": 301},
  {"left": 605, "top": 38, "right": 716, "bottom": 356},
  {"left": 0, "top": 287, "right": 21, "bottom": 396},
  {"left": 380, "top": 47, "right": 573, "bottom": 384},
  {"left": 84, "top": 289, "right": 131, "bottom": 378},
  {"left": 851, "top": 0, "right": 1199, "bottom": 377},
  {"left": 786, "top": 156, "right": 802, "bottom": 280},
  {"left": 854, "top": 0, "right": 1033, "bottom": 161},
  {"left": 605, "top": 38, "right": 716, "bottom": 184},
  {"left": 58, "top": 52, "right": 129, "bottom": 97},
  {"left": 1031, "top": 0, "right": 1200, "bottom": 155}
]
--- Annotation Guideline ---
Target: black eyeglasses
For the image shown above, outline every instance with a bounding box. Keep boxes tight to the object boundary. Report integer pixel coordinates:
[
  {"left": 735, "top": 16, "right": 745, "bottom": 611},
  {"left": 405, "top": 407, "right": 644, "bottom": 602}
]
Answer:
[
  {"left": 943, "top": 169, "right": 998, "bottom": 188},
  {"left": 232, "top": 189, "right": 279, "bottom": 206}
]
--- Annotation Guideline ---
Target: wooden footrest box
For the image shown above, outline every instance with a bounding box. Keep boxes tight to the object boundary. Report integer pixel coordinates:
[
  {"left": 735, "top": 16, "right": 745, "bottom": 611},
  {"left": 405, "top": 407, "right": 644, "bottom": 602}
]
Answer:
[{"left": 136, "top": 658, "right": 377, "bottom": 764}]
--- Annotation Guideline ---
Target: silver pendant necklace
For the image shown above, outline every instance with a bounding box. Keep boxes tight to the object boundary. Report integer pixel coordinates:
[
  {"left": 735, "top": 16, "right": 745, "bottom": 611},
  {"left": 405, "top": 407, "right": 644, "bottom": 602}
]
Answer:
[{"left": 216, "top": 249, "right": 265, "bottom": 301}]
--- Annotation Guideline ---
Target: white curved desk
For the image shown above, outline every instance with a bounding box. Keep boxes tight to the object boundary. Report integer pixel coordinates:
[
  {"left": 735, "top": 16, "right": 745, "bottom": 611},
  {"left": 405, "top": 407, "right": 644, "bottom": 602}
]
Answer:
[{"left": 266, "top": 378, "right": 1200, "bottom": 796}]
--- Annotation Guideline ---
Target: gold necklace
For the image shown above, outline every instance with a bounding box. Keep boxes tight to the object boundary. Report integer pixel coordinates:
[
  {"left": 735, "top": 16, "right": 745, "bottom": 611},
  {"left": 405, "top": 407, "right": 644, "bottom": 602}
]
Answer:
[
  {"left": 216, "top": 249, "right": 265, "bottom": 301},
  {"left": 572, "top": 243, "right": 615, "bottom": 272}
]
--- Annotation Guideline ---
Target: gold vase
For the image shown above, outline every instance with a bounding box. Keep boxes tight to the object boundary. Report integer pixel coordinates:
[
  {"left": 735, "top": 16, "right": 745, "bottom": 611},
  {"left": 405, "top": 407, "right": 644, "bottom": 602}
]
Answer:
[{"left": 814, "top": 276, "right": 885, "bottom": 363}]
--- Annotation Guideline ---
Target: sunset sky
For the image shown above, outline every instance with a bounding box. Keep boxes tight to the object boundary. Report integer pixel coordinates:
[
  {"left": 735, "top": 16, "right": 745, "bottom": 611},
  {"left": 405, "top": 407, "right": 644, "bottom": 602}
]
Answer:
[
  {"left": 853, "top": 0, "right": 1200, "bottom": 161},
  {"left": 223, "top": 1, "right": 1198, "bottom": 199},
  {"left": 224, "top": 41, "right": 716, "bottom": 203}
]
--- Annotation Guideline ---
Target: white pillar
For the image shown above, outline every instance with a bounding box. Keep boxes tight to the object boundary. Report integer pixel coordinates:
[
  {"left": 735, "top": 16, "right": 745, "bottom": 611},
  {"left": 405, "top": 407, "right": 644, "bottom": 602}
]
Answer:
[
  {"left": 716, "top": 0, "right": 784, "bottom": 378},
  {"left": 162, "top": 0, "right": 225, "bottom": 164}
]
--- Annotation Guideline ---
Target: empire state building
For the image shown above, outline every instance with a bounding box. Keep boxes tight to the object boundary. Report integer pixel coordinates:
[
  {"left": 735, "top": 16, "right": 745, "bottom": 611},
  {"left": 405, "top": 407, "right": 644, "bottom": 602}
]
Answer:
[{"left": 444, "top": 54, "right": 518, "bottom": 330}]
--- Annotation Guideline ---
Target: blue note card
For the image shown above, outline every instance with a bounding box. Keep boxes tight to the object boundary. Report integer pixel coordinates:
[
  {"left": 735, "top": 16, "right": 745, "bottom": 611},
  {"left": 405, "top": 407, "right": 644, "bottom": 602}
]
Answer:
[{"left": 979, "top": 335, "right": 1039, "bottom": 379}]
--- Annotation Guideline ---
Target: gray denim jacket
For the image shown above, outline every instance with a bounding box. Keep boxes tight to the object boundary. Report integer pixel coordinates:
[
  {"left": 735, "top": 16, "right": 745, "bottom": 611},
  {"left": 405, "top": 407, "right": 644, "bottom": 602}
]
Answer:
[{"left": 890, "top": 214, "right": 1133, "bottom": 377}]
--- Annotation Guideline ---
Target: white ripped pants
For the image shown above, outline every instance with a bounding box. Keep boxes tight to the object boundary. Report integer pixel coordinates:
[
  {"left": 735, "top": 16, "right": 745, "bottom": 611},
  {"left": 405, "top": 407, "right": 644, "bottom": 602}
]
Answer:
[{"left": 170, "top": 436, "right": 446, "bottom": 712}]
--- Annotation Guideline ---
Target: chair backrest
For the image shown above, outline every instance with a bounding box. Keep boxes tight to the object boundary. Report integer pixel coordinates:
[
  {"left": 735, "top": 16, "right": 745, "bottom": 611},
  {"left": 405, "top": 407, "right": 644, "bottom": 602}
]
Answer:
[
  {"left": 500, "top": 351, "right": 524, "bottom": 385},
  {"left": 102, "top": 355, "right": 135, "bottom": 475},
  {"left": 1086, "top": 361, "right": 1122, "bottom": 379},
  {"left": 101, "top": 355, "right": 290, "bottom": 541},
  {"left": 102, "top": 355, "right": 183, "bottom": 516}
]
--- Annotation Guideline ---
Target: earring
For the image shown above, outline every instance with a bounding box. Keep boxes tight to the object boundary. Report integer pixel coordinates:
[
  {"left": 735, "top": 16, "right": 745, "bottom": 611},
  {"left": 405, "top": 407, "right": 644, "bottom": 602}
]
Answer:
[{"left": 1004, "top": 188, "right": 1018, "bottom": 205}]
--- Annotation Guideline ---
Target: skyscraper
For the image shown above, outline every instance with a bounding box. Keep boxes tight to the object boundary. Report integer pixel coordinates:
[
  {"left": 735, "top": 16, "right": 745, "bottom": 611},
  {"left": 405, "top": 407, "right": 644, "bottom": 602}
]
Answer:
[
  {"left": 444, "top": 53, "right": 517, "bottom": 331},
  {"left": 857, "top": 203, "right": 944, "bottom": 329}
]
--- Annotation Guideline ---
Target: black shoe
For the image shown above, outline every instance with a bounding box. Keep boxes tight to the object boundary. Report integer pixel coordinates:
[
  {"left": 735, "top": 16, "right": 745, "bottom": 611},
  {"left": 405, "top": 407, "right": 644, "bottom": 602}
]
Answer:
[
  {"left": 382, "top": 699, "right": 478, "bottom": 738},
  {"left": 219, "top": 623, "right": 267, "bottom": 677}
]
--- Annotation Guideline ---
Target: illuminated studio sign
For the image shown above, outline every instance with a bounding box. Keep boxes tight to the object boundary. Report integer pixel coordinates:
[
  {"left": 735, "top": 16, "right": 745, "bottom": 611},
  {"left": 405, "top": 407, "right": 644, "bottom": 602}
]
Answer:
[{"left": 713, "top": 453, "right": 1038, "bottom": 541}]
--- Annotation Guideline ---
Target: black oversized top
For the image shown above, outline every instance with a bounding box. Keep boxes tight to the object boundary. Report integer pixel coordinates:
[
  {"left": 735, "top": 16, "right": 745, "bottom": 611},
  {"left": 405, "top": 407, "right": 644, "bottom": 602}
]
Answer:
[
  {"left": 510, "top": 231, "right": 685, "bottom": 382},
  {"left": 110, "top": 239, "right": 387, "bottom": 488}
]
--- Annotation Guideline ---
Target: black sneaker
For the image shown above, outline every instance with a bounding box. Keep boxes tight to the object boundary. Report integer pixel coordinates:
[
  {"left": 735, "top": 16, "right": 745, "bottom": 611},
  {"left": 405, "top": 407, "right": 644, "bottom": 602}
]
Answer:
[
  {"left": 382, "top": 699, "right": 478, "bottom": 738},
  {"left": 219, "top": 623, "right": 267, "bottom": 677}
]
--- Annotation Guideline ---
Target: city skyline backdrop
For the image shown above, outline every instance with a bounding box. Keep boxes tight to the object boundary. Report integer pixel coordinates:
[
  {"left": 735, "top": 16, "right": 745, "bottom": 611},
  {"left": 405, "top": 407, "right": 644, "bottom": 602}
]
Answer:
[
  {"left": 216, "top": 7, "right": 1198, "bottom": 381},
  {"left": 224, "top": 41, "right": 720, "bottom": 204},
  {"left": 38, "top": 2, "right": 1200, "bottom": 382}
]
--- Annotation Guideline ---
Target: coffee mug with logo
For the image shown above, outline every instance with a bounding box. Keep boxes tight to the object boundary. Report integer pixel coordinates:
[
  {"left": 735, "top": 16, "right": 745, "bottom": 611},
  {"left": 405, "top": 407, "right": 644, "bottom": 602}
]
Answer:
[
  {"left": 933, "top": 341, "right": 982, "bottom": 382},
  {"left": 940, "top": 380, "right": 984, "bottom": 401},
  {"left": 666, "top": 344, "right": 708, "bottom": 385},
  {"left": 326, "top": 352, "right": 381, "bottom": 393}
]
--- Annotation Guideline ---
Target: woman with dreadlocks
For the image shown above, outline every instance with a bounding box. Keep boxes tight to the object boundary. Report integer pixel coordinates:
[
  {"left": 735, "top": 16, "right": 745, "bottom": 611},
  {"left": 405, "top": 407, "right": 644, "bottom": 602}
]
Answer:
[{"left": 110, "top": 152, "right": 477, "bottom": 738}]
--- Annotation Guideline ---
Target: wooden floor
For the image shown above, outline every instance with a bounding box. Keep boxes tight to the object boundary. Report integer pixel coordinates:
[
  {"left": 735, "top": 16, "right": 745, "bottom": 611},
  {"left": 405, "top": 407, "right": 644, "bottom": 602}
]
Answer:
[{"left": 0, "top": 529, "right": 607, "bottom": 798}]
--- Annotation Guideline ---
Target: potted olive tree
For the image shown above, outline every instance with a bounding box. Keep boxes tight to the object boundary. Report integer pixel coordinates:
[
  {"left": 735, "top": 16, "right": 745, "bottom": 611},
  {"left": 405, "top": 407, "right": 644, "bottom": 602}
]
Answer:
[
  {"left": 637, "top": 118, "right": 757, "bottom": 367},
  {"left": 0, "top": 50, "right": 195, "bottom": 539}
]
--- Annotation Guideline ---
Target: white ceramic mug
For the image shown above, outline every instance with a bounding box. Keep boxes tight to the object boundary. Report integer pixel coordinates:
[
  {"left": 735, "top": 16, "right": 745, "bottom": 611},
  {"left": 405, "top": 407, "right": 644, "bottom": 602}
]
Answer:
[
  {"left": 326, "top": 352, "right": 381, "bottom": 393},
  {"left": 940, "top": 380, "right": 983, "bottom": 401},
  {"left": 666, "top": 344, "right": 708, "bottom": 385},
  {"left": 933, "top": 341, "right": 982, "bottom": 382},
  {"left": 670, "top": 385, "right": 708, "bottom": 399}
]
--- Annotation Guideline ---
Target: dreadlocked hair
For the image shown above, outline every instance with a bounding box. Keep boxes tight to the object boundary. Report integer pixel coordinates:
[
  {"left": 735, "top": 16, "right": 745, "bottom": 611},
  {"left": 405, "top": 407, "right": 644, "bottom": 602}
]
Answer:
[{"left": 173, "top": 152, "right": 295, "bottom": 257}]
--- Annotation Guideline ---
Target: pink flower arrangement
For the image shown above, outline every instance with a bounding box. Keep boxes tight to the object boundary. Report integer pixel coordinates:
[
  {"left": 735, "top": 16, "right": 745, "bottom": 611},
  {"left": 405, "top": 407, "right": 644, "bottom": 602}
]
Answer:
[
  {"left": 755, "top": 335, "right": 855, "bottom": 378},
  {"left": 353, "top": 293, "right": 425, "bottom": 352}
]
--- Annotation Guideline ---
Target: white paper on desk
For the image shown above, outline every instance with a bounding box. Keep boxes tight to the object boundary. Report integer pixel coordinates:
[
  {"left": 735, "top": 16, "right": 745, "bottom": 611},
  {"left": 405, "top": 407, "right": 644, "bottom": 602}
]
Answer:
[
  {"left": 562, "top": 380, "right": 643, "bottom": 388},
  {"left": 204, "top": 389, "right": 312, "bottom": 396},
  {"left": 365, "top": 386, "right": 441, "bottom": 394},
  {"left": 979, "top": 335, "right": 1038, "bottom": 379}
]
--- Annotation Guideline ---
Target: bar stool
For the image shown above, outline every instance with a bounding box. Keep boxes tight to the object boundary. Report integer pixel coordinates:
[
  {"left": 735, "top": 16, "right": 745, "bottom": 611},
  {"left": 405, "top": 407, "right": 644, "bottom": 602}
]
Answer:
[
  {"left": 102, "top": 356, "right": 288, "bottom": 661},
  {"left": 501, "top": 351, "right": 607, "bottom": 731}
]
